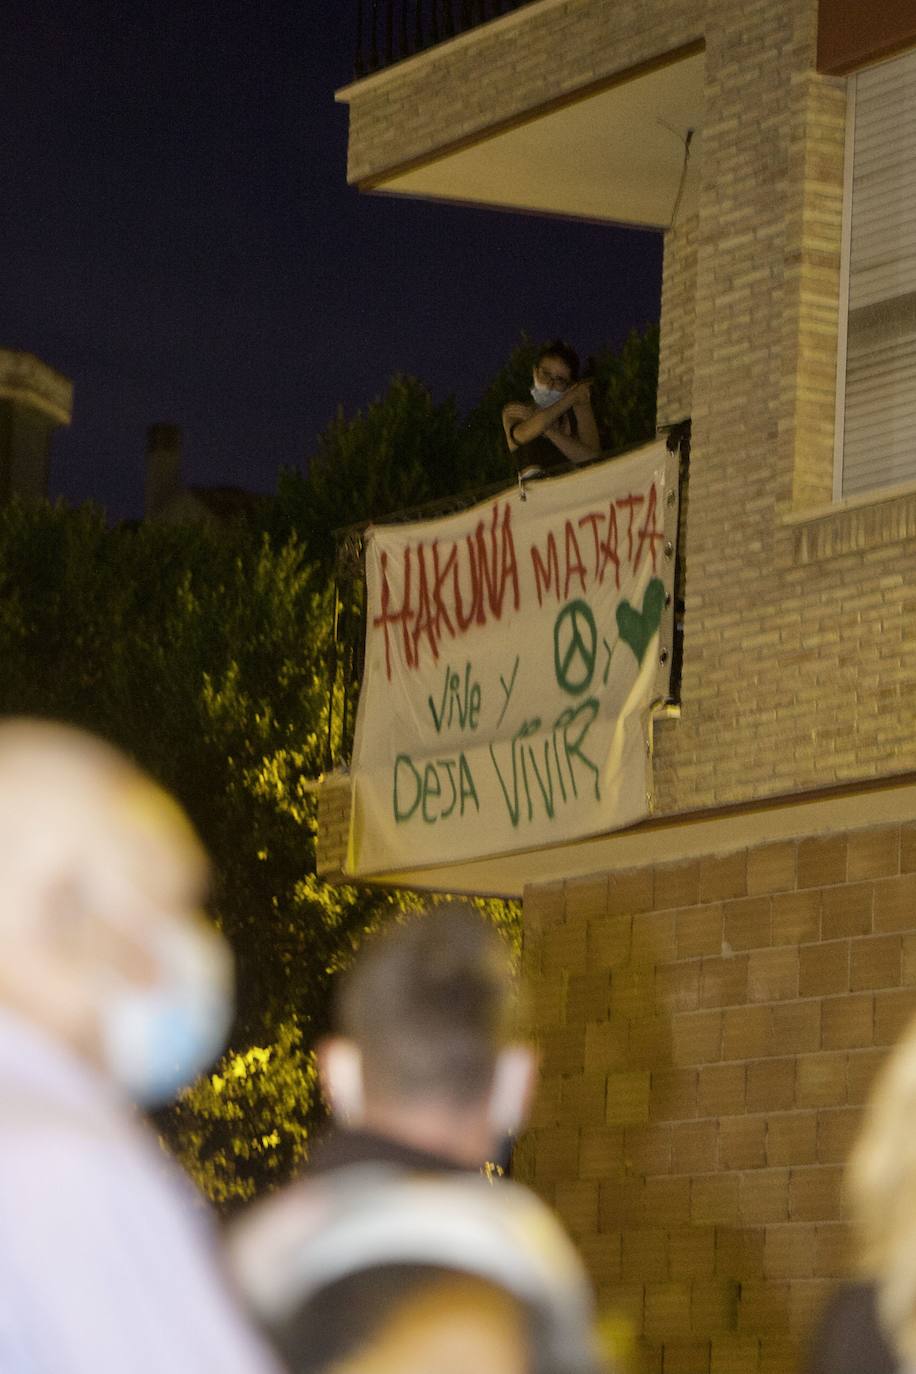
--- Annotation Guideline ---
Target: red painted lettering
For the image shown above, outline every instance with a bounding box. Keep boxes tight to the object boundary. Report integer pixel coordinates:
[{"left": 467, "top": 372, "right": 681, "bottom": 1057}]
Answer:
[{"left": 634, "top": 482, "right": 664, "bottom": 573}]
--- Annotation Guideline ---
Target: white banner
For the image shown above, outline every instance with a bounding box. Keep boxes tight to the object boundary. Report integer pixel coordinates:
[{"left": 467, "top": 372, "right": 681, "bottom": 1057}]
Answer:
[{"left": 347, "top": 440, "right": 679, "bottom": 877}]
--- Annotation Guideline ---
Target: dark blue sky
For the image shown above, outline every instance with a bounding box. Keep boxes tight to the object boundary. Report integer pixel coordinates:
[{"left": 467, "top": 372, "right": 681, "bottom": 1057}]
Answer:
[{"left": 4, "top": 3, "right": 662, "bottom": 519}]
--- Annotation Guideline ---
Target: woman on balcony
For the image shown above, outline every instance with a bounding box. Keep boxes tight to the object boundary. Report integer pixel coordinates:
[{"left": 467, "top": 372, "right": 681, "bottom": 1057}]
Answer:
[{"left": 502, "top": 340, "right": 600, "bottom": 479}]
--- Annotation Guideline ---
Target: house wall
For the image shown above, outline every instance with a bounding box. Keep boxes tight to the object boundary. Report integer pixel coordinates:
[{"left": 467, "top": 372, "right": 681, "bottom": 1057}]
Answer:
[
  {"left": 515, "top": 817, "right": 916, "bottom": 1372},
  {"left": 649, "top": 0, "right": 915, "bottom": 816},
  {"left": 657, "top": 211, "right": 697, "bottom": 429}
]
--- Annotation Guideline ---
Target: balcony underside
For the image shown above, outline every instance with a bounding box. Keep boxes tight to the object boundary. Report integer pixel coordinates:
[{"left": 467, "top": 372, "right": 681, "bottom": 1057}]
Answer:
[
  {"left": 344, "top": 48, "right": 704, "bottom": 229},
  {"left": 336, "top": 793, "right": 684, "bottom": 897},
  {"left": 321, "top": 766, "right": 916, "bottom": 899}
]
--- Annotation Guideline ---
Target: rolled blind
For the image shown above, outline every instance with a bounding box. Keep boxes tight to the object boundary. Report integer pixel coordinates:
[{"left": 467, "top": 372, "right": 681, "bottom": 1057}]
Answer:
[{"left": 842, "top": 46, "right": 916, "bottom": 497}]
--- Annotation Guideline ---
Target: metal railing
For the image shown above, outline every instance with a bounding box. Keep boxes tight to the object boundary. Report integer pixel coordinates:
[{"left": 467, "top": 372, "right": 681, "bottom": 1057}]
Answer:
[{"left": 354, "top": 0, "right": 540, "bottom": 77}]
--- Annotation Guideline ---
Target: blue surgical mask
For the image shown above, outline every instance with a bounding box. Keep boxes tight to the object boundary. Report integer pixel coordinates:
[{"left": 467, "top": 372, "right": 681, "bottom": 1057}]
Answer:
[
  {"left": 530, "top": 384, "right": 564, "bottom": 408},
  {"left": 99, "top": 921, "right": 233, "bottom": 1106}
]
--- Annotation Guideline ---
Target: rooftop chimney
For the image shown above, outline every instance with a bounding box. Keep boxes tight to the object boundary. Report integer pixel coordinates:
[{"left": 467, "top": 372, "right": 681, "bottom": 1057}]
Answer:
[{"left": 145, "top": 423, "right": 182, "bottom": 519}]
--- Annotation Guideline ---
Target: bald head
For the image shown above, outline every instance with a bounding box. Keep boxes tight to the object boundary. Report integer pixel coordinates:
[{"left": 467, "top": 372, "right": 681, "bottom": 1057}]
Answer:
[
  {"left": 0, "top": 720, "right": 206, "bottom": 932},
  {"left": 0, "top": 719, "right": 229, "bottom": 1097}
]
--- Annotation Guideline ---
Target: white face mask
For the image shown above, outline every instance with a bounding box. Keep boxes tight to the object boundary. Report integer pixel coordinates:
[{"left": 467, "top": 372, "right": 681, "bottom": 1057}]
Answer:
[
  {"left": 98, "top": 920, "right": 233, "bottom": 1106},
  {"left": 530, "top": 383, "right": 565, "bottom": 408}
]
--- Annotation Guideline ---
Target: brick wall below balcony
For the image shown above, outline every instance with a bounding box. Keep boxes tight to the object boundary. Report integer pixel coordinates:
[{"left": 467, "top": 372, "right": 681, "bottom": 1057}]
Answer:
[{"left": 514, "top": 817, "right": 916, "bottom": 1373}]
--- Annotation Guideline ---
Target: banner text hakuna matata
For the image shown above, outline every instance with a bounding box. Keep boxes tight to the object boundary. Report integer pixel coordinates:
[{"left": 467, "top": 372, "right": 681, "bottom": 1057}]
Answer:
[
  {"left": 372, "top": 484, "right": 664, "bottom": 679},
  {"left": 378, "top": 482, "right": 665, "bottom": 831}
]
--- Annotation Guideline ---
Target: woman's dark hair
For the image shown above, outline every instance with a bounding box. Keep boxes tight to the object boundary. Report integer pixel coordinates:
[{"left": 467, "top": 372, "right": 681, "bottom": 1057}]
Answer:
[{"left": 535, "top": 339, "right": 580, "bottom": 381}]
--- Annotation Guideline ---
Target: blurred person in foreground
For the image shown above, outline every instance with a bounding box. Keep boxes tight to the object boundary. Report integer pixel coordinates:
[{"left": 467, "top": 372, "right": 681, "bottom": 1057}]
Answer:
[
  {"left": 229, "top": 904, "right": 609, "bottom": 1374},
  {"left": 0, "top": 718, "right": 282, "bottom": 1374},
  {"left": 313, "top": 902, "right": 537, "bottom": 1177},
  {"left": 805, "top": 1008, "right": 916, "bottom": 1374}
]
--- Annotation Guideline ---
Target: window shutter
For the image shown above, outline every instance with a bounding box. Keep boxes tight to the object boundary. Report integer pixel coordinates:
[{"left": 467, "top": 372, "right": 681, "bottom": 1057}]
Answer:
[{"left": 841, "top": 47, "right": 916, "bottom": 497}]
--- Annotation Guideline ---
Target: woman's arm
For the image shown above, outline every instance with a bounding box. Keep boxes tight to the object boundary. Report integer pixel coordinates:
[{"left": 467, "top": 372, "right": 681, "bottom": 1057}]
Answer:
[
  {"left": 502, "top": 383, "right": 582, "bottom": 450},
  {"left": 502, "top": 382, "right": 600, "bottom": 464}
]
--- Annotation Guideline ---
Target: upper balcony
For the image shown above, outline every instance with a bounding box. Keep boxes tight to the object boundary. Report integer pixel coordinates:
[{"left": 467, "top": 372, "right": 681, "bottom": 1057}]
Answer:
[
  {"left": 354, "top": 1, "right": 540, "bottom": 78},
  {"left": 338, "top": 0, "right": 704, "bottom": 232}
]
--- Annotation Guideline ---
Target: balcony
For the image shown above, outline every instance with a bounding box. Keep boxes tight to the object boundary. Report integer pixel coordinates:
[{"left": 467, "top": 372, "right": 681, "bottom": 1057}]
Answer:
[
  {"left": 318, "top": 428, "right": 683, "bottom": 901},
  {"left": 326, "top": 423, "right": 689, "bottom": 772},
  {"left": 338, "top": 6, "right": 704, "bottom": 232},
  {"left": 354, "top": 0, "right": 540, "bottom": 76}
]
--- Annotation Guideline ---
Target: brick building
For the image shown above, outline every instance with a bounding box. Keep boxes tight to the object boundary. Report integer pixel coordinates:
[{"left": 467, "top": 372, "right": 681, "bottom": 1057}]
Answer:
[{"left": 322, "top": 3, "right": 916, "bottom": 1369}]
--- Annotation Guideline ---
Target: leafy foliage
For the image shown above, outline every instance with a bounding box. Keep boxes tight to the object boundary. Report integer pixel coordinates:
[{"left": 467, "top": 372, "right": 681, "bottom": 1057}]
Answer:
[
  {"left": 590, "top": 325, "right": 660, "bottom": 453},
  {"left": 0, "top": 326, "right": 655, "bottom": 1205},
  {"left": 267, "top": 326, "right": 660, "bottom": 568},
  {"left": 268, "top": 375, "right": 463, "bottom": 567},
  {"left": 0, "top": 504, "right": 352, "bottom": 1040},
  {"left": 168, "top": 1018, "right": 318, "bottom": 1209}
]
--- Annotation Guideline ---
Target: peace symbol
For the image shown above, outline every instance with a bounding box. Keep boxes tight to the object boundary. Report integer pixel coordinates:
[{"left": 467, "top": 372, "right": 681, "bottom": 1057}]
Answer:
[{"left": 553, "top": 599, "right": 597, "bottom": 696}]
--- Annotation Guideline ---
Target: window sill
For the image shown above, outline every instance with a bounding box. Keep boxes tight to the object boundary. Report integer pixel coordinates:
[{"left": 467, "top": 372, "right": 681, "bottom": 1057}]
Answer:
[{"left": 782, "top": 479, "right": 916, "bottom": 564}]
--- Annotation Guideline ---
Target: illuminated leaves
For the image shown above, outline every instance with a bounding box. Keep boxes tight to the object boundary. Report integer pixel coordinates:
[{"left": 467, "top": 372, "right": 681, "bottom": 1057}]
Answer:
[{"left": 168, "top": 1018, "right": 318, "bottom": 1208}]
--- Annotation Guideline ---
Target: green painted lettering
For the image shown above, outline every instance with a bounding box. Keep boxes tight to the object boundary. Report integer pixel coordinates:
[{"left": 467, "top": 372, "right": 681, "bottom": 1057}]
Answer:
[
  {"left": 468, "top": 682, "right": 481, "bottom": 730},
  {"left": 393, "top": 754, "right": 421, "bottom": 822},
  {"left": 422, "top": 762, "right": 442, "bottom": 823},
  {"left": 489, "top": 719, "right": 540, "bottom": 828},
  {"left": 526, "top": 737, "right": 556, "bottom": 819},
  {"left": 555, "top": 700, "right": 601, "bottom": 801},
  {"left": 458, "top": 754, "right": 479, "bottom": 813},
  {"left": 439, "top": 756, "right": 458, "bottom": 819}
]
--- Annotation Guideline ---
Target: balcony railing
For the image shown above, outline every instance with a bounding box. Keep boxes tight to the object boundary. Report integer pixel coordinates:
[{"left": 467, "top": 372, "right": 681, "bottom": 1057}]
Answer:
[
  {"left": 323, "top": 422, "right": 691, "bottom": 770},
  {"left": 354, "top": 0, "right": 540, "bottom": 77}
]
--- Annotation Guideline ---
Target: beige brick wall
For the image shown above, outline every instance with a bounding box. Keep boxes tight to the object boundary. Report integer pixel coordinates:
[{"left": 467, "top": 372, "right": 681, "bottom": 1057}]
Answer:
[
  {"left": 657, "top": 211, "right": 697, "bottom": 428},
  {"left": 316, "top": 771, "right": 351, "bottom": 878},
  {"left": 516, "top": 821, "right": 916, "bottom": 1373},
  {"left": 648, "top": 0, "right": 916, "bottom": 815}
]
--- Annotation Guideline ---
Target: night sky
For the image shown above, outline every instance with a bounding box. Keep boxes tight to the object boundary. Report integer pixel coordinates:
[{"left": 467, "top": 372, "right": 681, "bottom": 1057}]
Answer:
[{"left": 4, "top": 3, "right": 663, "bottom": 520}]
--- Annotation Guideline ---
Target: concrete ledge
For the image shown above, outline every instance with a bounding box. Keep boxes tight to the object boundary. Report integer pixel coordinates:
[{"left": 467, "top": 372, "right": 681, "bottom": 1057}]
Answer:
[
  {"left": 0, "top": 350, "right": 73, "bottom": 427},
  {"left": 316, "top": 771, "right": 352, "bottom": 879},
  {"left": 785, "top": 483, "right": 916, "bottom": 564}
]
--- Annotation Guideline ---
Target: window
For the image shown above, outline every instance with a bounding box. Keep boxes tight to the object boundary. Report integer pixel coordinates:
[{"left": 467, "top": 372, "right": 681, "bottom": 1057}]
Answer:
[{"left": 835, "top": 46, "right": 916, "bottom": 499}]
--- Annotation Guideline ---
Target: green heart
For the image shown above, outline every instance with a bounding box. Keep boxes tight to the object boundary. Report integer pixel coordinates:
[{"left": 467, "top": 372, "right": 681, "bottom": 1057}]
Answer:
[{"left": 616, "top": 577, "right": 666, "bottom": 666}]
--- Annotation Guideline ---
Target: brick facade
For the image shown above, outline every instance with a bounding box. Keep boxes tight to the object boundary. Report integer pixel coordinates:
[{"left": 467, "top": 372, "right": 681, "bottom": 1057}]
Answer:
[
  {"left": 657, "top": 211, "right": 697, "bottom": 431},
  {"left": 515, "top": 821, "right": 916, "bottom": 1371}
]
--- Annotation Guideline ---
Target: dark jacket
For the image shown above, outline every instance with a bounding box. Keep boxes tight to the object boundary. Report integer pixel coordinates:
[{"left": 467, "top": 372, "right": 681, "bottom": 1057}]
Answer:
[
  {"left": 305, "top": 1125, "right": 467, "bottom": 1178},
  {"left": 806, "top": 1282, "right": 898, "bottom": 1374}
]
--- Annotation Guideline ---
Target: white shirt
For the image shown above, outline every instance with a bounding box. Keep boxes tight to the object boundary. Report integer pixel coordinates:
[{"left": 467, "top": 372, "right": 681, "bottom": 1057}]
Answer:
[{"left": 0, "top": 1007, "right": 283, "bottom": 1374}]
